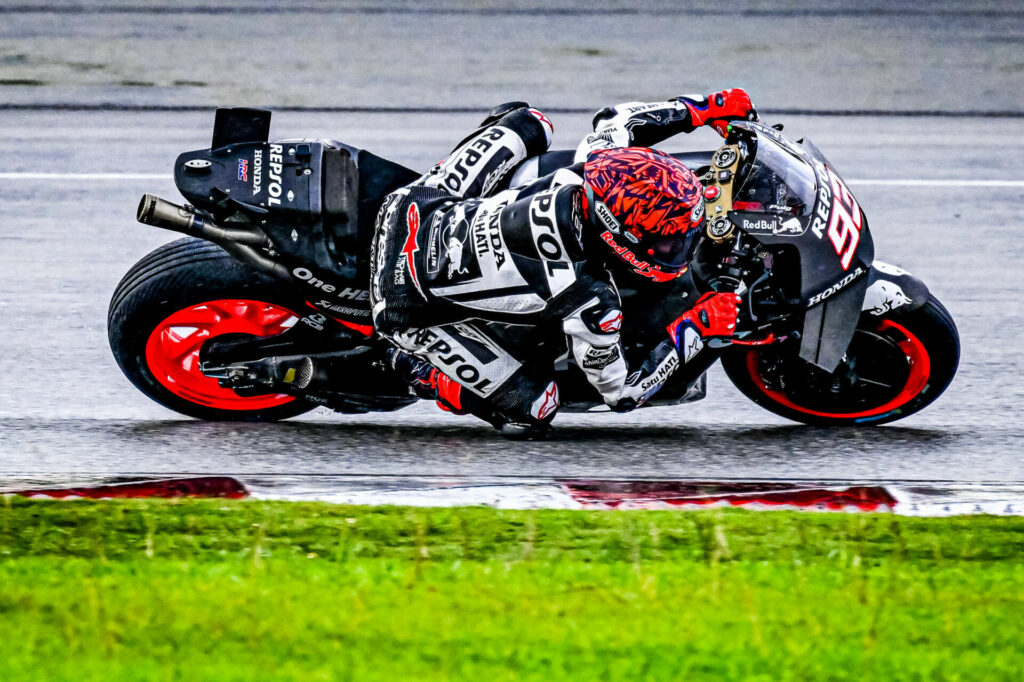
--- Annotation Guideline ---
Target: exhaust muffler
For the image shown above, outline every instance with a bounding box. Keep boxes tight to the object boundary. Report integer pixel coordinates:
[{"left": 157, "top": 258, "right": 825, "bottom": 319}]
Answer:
[
  {"left": 136, "top": 194, "right": 293, "bottom": 282},
  {"left": 136, "top": 194, "right": 204, "bottom": 234}
]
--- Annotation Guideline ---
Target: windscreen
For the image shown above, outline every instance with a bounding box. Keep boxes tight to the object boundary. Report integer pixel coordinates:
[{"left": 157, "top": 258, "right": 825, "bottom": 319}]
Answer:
[{"left": 733, "top": 135, "right": 818, "bottom": 217}]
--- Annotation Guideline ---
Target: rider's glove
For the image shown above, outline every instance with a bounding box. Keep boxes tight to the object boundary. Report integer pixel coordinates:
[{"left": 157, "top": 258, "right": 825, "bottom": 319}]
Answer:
[
  {"left": 673, "top": 88, "right": 757, "bottom": 137},
  {"left": 667, "top": 292, "right": 742, "bottom": 353}
]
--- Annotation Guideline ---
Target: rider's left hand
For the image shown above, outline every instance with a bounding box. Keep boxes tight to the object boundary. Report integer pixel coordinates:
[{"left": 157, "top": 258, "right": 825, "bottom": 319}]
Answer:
[
  {"left": 667, "top": 291, "right": 743, "bottom": 349},
  {"left": 677, "top": 88, "right": 757, "bottom": 137}
]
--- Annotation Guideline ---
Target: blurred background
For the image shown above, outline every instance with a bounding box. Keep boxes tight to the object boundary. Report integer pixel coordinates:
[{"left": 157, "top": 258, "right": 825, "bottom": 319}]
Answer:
[
  {"left": 1, "top": 0, "right": 1022, "bottom": 487},
  {"left": 1, "top": 0, "right": 1020, "bottom": 112}
]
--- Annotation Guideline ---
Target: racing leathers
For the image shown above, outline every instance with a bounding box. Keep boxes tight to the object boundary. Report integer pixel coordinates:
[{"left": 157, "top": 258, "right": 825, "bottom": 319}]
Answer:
[{"left": 369, "top": 91, "right": 753, "bottom": 430}]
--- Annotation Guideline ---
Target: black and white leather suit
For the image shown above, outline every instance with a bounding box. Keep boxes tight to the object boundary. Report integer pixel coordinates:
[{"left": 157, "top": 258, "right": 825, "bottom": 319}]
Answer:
[{"left": 370, "top": 97, "right": 721, "bottom": 427}]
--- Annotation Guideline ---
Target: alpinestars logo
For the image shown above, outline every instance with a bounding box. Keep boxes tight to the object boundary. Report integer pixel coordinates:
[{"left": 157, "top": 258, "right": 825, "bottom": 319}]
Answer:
[
  {"left": 598, "top": 310, "right": 622, "bottom": 333},
  {"left": 530, "top": 381, "right": 560, "bottom": 420},
  {"left": 399, "top": 203, "right": 425, "bottom": 298},
  {"left": 686, "top": 334, "right": 703, "bottom": 362},
  {"left": 528, "top": 108, "right": 554, "bottom": 143}
]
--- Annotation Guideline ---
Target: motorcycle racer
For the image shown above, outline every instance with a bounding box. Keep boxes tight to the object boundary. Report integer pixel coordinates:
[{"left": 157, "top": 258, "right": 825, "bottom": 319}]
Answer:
[{"left": 369, "top": 89, "right": 756, "bottom": 436}]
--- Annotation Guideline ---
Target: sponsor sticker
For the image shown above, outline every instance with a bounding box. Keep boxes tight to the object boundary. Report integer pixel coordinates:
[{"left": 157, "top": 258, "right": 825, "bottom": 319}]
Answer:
[
  {"left": 594, "top": 201, "right": 621, "bottom": 234},
  {"left": 639, "top": 352, "right": 679, "bottom": 395},
  {"left": 807, "top": 266, "right": 865, "bottom": 307},
  {"left": 267, "top": 144, "right": 284, "bottom": 207},
  {"left": 446, "top": 235, "right": 469, "bottom": 279},
  {"left": 862, "top": 280, "right": 913, "bottom": 316},
  {"left": 599, "top": 230, "right": 678, "bottom": 283},
  {"left": 691, "top": 200, "right": 705, "bottom": 222},
  {"left": 737, "top": 215, "right": 806, "bottom": 237},
  {"left": 529, "top": 191, "right": 575, "bottom": 296},
  {"left": 252, "top": 149, "right": 262, "bottom": 195},
  {"left": 741, "top": 217, "right": 780, "bottom": 234},
  {"left": 582, "top": 344, "right": 620, "bottom": 370}
]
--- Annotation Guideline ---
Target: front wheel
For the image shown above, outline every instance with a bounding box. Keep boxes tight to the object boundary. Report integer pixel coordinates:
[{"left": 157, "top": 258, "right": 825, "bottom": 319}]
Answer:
[{"left": 721, "top": 296, "right": 959, "bottom": 425}]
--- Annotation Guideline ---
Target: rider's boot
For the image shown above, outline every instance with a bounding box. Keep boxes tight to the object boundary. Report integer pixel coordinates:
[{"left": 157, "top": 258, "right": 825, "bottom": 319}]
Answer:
[
  {"left": 385, "top": 347, "right": 556, "bottom": 439},
  {"left": 385, "top": 346, "right": 511, "bottom": 429}
]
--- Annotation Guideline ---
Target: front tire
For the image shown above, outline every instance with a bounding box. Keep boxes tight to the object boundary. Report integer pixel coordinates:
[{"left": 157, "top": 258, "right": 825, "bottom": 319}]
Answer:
[
  {"left": 108, "top": 238, "right": 316, "bottom": 421},
  {"left": 722, "top": 296, "right": 959, "bottom": 425}
]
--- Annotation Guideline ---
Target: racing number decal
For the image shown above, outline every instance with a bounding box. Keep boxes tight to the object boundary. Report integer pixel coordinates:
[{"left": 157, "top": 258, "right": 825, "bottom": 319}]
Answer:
[{"left": 826, "top": 168, "right": 862, "bottom": 271}]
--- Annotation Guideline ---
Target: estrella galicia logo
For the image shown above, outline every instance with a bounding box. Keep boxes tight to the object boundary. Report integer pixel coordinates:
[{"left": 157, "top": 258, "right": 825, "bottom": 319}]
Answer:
[{"left": 237, "top": 158, "right": 249, "bottom": 182}]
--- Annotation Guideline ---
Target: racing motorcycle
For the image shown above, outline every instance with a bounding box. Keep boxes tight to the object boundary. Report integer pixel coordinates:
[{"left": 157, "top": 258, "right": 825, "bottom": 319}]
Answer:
[{"left": 108, "top": 107, "right": 959, "bottom": 426}]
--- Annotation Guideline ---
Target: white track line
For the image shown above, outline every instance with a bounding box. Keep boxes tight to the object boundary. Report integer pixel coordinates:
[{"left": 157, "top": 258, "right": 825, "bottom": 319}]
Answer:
[
  {"left": 0, "top": 173, "right": 1021, "bottom": 187},
  {"left": 0, "top": 173, "right": 168, "bottom": 180},
  {"left": 849, "top": 179, "right": 1024, "bottom": 187}
]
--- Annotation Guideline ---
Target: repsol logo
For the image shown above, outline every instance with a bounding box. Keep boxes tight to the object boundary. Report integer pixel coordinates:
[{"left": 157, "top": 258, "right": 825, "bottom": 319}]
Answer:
[
  {"left": 530, "top": 194, "right": 561, "bottom": 260},
  {"left": 807, "top": 267, "right": 865, "bottom": 307},
  {"left": 414, "top": 330, "right": 495, "bottom": 395},
  {"left": 530, "top": 192, "right": 574, "bottom": 296},
  {"left": 268, "top": 144, "right": 284, "bottom": 206},
  {"left": 810, "top": 159, "right": 833, "bottom": 239},
  {"left": 442, "top": 128, "right": 505, "bottom": 193}
]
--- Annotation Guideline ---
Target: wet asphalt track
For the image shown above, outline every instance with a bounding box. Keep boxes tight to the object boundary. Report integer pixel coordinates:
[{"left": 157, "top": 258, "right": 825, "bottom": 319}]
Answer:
[{"left": 1, "top": 109, "right": 1023, "bottom": 498}]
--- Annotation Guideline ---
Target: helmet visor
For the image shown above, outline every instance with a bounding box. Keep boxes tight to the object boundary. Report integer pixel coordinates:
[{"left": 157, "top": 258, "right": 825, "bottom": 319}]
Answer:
[{"left": 645, "top": 223, "right": 703, "bottom": 271}]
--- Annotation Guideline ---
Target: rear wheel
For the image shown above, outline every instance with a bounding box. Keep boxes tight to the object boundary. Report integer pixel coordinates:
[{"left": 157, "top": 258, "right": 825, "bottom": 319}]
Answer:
[
  {"left": 721, "top": 296, "right": 959, "bottom": 425},
  {"left": 108, "top": 238, "right": 317, "bottom": 421}
]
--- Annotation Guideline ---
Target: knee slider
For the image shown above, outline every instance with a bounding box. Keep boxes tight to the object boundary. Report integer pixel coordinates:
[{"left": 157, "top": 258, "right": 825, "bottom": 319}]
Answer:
[{"left": 480, "top": 101, "right": 531, "bottom": 126}]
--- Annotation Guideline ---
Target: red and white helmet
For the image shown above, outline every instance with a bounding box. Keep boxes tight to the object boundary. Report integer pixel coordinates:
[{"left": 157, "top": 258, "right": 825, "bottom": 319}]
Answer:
[{"left": 583, "top": 147, "right": 705, "bottom": 282}]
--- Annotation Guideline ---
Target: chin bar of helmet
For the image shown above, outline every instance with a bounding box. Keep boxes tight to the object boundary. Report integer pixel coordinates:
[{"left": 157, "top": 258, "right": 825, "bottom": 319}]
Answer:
[{"left": 136, "top": 194, "right": 294, "bottom": 283}]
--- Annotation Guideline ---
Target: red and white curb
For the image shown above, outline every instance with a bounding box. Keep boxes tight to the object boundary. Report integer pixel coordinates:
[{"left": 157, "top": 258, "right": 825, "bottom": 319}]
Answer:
[
  {"left": 5, "top": 476, "right": 1024, "bottom": 517},
  {"left": 3, "top": 476, "right": 246, "bottom": 500}
]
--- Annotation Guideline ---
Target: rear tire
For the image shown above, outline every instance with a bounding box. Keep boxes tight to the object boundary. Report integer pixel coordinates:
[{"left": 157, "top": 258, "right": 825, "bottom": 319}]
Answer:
[
  {"left": 108, "top": 238, "right": 316, "bottom": 421},
  {"left": 722, "top": 296, "right": 959, "bottom": 425}
]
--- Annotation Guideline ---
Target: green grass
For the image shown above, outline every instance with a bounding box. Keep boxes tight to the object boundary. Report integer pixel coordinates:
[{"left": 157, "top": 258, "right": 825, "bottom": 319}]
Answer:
[{"left": 2, "top": 498, "right": 1024, "bottom": 681}]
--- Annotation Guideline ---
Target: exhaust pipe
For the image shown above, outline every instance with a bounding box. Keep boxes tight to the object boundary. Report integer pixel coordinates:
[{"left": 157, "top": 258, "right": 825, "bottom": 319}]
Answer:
[
  {"left": 137, "top": 194, "right": 204, "bottom": 234},
  {"left": 137, "top": 194, "right": 264, "bottom": 244},
  {"left": 136, "top": 194, "right": 293, "bottom": 282}
]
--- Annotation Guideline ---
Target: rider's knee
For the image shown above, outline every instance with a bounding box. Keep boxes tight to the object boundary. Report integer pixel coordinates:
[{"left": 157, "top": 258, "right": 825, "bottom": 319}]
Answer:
[{"left": 486, "top": 105, "right": 554, "bottom": 152}]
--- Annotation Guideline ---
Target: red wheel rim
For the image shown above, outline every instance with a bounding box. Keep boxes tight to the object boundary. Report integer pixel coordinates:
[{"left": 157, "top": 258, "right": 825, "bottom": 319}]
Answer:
[
  {"left": 747, "top": 319, "right": 931, "bottom": 421},
  {"left": 145, "top": 299, "right": 299, "bottom": 411}
]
